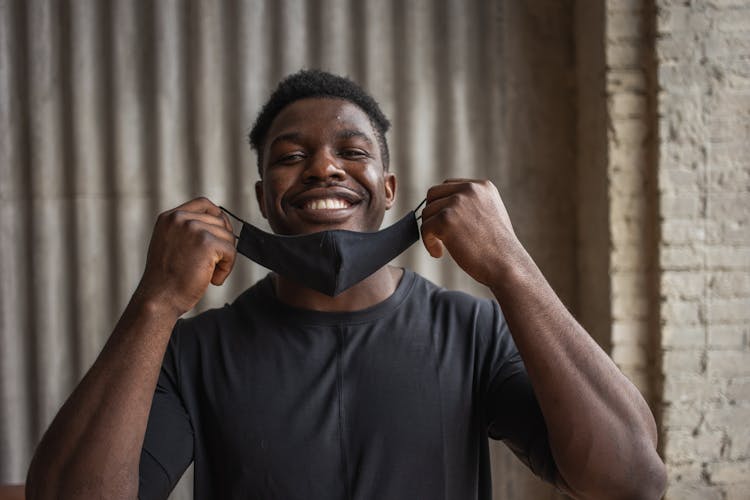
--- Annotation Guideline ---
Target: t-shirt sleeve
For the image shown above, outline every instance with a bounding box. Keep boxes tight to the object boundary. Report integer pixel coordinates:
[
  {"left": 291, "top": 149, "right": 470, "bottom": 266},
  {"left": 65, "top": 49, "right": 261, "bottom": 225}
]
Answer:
[
  {"left": 138, "top": 321, "right": 194, "bottom": 500},
  {"left": 481, "top": 301, "right": 558, "bottom": 484}
]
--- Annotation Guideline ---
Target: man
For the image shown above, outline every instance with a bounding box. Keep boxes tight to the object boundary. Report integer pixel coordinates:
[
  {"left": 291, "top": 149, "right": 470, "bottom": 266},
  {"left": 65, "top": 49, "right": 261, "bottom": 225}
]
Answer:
[{"left": 26, "top": 70, "right": 666, "bottom": 499}]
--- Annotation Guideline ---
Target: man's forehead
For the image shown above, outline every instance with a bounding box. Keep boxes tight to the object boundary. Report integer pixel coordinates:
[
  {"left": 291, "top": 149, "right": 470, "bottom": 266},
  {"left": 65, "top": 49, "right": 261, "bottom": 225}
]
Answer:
[{"left": 265, "top": 98, "right": 376, "bottom": 141}]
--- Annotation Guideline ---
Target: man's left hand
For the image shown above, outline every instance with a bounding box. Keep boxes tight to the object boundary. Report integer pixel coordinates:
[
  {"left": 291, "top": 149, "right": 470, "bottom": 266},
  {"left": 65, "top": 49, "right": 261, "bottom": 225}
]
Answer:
[{"left": 420, "top": 179, "right": 519, "bottom": 287}]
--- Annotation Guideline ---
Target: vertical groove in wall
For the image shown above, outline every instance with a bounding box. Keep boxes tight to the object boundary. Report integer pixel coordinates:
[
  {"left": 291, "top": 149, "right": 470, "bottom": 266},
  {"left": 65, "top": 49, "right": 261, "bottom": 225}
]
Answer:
[
  {"left": 1, "top": 3, "right": 576, "bottom": 499},
  {"left": 643, "top": 0, "right": 663, "bottom": 432}
]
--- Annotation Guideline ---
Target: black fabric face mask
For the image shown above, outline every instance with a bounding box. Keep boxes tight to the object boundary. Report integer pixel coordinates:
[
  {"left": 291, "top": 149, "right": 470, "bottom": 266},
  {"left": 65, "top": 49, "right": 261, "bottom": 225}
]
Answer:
[{"left": 221, "top": 202, "right": 424, "bottom": 297}]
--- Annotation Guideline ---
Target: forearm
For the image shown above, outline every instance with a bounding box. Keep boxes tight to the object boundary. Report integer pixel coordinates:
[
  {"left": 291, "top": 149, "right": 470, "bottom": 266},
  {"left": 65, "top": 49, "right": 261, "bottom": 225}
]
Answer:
[
  {"left": 489, "top": 245, "right": 666, "bottom": 499},
  {"left": 26, "top": 293, "right": 179, "bottom": 500}
]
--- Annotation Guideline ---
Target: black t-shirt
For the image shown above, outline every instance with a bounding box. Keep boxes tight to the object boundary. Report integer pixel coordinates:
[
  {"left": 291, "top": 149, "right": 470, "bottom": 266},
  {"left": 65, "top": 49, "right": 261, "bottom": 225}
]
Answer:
[{"left": 138, "top": 270, "right": 557, "bottom": 500}]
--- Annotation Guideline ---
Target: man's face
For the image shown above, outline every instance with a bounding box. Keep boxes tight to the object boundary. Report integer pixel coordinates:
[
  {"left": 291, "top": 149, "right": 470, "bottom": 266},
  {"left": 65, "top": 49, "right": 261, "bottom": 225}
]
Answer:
[{"left": 255, "top": 98, "right": 396, "bottom": 235}]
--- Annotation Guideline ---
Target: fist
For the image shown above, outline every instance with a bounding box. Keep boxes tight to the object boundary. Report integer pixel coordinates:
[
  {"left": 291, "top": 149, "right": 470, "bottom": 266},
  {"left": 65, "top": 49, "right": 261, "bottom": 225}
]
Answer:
[
  {"left": 137, "top": 197, "right": 237, "bottom": 316},
  {"left": 420, "top": 179, "right": 519, "bottom": 287}
]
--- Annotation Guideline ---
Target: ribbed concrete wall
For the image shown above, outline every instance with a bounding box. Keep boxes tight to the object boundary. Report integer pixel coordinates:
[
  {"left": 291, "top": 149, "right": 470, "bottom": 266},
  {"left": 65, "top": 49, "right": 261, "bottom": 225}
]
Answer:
[{"left": 0, "top": 1, "right": 577, "bottom": 498}]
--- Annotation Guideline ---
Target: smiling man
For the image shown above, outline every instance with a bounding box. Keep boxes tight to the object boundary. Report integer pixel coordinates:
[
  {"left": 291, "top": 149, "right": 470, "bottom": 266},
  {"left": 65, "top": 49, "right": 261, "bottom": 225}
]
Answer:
[{"left": 26, "top": 70, "right": 666, "bottom": 500}]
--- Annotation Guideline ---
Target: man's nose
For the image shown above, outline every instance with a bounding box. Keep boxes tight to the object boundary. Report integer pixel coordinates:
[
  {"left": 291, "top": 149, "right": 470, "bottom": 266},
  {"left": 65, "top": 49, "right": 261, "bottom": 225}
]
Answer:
[{"left": 302, "top": 152, "right": 346, "bottom": 183}]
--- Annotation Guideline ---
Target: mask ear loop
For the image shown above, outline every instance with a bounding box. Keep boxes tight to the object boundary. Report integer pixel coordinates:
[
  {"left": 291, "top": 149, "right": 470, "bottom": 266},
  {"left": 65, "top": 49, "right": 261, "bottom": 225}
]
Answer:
[
  {"left": 219, "top": 206, "right": 244, "bottom": 240},
  {"left": 415, "top": 198, "right": 427, "bottom": 221}
]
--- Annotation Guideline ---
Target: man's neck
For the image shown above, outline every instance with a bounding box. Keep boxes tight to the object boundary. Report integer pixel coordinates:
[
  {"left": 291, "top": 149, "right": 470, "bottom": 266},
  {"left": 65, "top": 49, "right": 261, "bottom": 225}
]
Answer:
[{"left": 272, "top": 266, "right": 404, "bottom": 312}]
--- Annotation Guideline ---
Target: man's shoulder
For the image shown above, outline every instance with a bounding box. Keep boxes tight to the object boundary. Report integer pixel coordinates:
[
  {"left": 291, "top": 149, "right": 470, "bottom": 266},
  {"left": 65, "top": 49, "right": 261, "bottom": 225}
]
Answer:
[
  {"left": 172, "top": 277, "right": 270, "bottom": 337},
  {"left": 407, "top": 270, "right": 498, "bottom": 316}
]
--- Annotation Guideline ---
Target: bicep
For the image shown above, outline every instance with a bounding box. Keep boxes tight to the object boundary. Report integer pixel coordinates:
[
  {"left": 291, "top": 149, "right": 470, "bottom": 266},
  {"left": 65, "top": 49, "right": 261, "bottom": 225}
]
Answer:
[
  {"left": 485, "top": 356, "right": 558, "bottom": 485},
  {"left": 138, "top": 371, "right": 194, "bottom": 500}
]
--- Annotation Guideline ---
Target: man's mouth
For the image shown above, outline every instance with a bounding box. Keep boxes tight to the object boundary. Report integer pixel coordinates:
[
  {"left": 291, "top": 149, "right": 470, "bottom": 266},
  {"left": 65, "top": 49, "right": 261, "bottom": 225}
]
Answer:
[
  {"left": 291, "top": 186, "right": 365, "bottom": 213},
  {"left": 304, "top": 197, "right": 352, "bottom": 210}
]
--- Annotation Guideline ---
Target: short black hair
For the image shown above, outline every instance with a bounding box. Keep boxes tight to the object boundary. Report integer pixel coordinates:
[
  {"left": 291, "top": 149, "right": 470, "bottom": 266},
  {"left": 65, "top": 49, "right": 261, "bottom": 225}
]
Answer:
[{"left": 248, "top": 69, "right": 391, "bottom": 177}]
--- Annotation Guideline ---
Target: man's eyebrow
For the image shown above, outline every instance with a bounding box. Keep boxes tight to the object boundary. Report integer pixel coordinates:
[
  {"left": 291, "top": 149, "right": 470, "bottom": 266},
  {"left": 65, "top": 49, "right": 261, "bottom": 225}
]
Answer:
[
  {"left": 269, "top": 132, "right": 302, "bottom": 149},
  {"left": 336, "top": 129, "right": 374, "bottom": 146}
]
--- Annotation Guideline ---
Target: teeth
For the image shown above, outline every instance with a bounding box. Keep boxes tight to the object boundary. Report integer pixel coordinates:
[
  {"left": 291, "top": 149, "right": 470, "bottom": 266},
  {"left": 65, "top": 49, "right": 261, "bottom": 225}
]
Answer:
[{"left": 306, "top": 198, "right": 349, "bottom": 210}]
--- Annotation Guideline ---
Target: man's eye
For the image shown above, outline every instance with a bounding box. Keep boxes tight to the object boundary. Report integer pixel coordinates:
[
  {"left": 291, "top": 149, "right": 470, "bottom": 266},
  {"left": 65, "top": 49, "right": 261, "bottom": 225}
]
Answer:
[
  {"left": 276, "top": 153, "right": 305, "bottom": 164},
  {"left": 340, "top": 149, "right": 368, "bottom": 159}
]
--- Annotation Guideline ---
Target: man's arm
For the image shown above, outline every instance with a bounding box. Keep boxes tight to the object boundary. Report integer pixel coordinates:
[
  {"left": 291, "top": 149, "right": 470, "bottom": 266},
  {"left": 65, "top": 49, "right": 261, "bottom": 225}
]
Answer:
[
  {"left": 420, "top": 179, "right": 667, "bottom": 500},
  {"left": 26, "top": 198, "right": 236, "bottom": 500}
]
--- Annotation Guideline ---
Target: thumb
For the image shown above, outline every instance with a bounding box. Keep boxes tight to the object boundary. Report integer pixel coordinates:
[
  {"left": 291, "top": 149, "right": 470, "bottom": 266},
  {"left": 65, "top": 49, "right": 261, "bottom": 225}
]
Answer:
[
  {"left": 422, "top": 232, "right": 445, "bottom": 259},
  {"left": 210, "top": 251, "right": 236, "bottom": 286}
]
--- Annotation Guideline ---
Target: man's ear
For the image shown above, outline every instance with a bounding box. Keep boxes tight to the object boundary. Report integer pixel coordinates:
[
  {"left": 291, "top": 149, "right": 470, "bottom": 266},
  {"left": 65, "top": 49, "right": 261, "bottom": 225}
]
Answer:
[
  {"left": 384, "top": 172, "right": 397, "bottom": 210},
  {"left": 255, "top": 180, "right": 268, "bottom": 219}
]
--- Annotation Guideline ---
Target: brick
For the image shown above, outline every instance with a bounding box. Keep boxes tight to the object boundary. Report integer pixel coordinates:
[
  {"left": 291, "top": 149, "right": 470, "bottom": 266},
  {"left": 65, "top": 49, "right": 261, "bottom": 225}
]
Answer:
[
  {"left": 662, "top": 271, "right": 705, "bottom": 299},
  {"left": 658, "top": 36, "right": 701, "bottom": 62},
  {"left": 607, "top": 0, "right": 644, "bottom": 13},
  {"left": 608, "top": 10, "right": 645, "bottom": 39},
  {"left": 612, "top": 320, "right": 649, "bottom": 344},
  {"left": 708, "top": 166, "right": 750, "bottom": 192},
  {"left": 663, "top": 349, "right": 705, "bottom": 375},
  {"left": 612, "top": 273, "right": 651, "bottom": 309},
  {"left": 706, "top": 220, "right": 750, "bottom": 245},
  {"left": 662, "top": 219, "right": 707, "bottom": 244},
  {"left": 658, "top": 7, "right": 711, "bottom": 34},
  {"left": 612, "top": 243, "right": 649, "bottom": 271},
  {"left": 662, "top": 403, "right": 704, "bottom": 430},
  {"left": 715, "top": 8, "right": 750, "bottom": 32},
  {"left": 609, "top": 117, "right": 649, "bottom": 144},
  {"left": 662, "top": 193, "right": 704, "bottom": 218},
  {"left": 707, "top": 460, "right": 750, "bottom": 483},
  {"left": 659, "top": 167, "right": 705, "bottom": 193},
  {"left": 729, "top": 431, "right": 750, "bottom": 460},
  {"left": 725, "top": 377, "right": 750, "bottom": 402},
  {"left": 706, "top": 246, "right": 750, "bottom": 269},
  {"left": 665, "top": 482, "right": 724, "bottom": 500},
  {"left": 662, "top": 325, "right": 706, "bottom": 348},
  {"left": 709, "top": 271, "right": 750, "bottom": 297},
  {"left": 612, "top": 342, "right": 649, "bottom": 368},
  {"left": 708, "top": 324, "right": 748, "bottom": 348},
  {"left": 611, "top": 192, "right": 649, "bottom": 223},
  {"left": 611, "top": 217, "right": 648, "bottom": 244},
  {"left": 606, "top": 43, "right": 643, "bottom": 68},
  {"left": 713, "top": 91, "right": 750, "bottom": 117},
  {"left": 707, "top": 193, "right": 750, "bottom": 221},
  {"left": 710, "top": 120, "right": 750, "bottom": 143},
  {"left": 707, "top": 351, "right": 750, "bottom": 377},
  {"left": 661, "top": 297, "right": 703, "bottom": 325},
  {"left": 705, "top": 33, "right": 750, "bottom": 59},
  {"left": 706, "top": 405, "right": 750, "bottom": 431},
  {"left": 663, "top": 374, "right": 712, "bottom": 404},
  {"left": 658, "top": 62, "right": 709, "bottom": 91},
  {"left": 610, "top": 93, "right": 648, "bottom": 118},
  {"left": 708, "top": 0, "right": 750, "bottom": 7},
  {"left": 724, "top": 482, "right": 750, "bottom": 500},
  {"left": 666, "top": 461, "right": 704, "bottom": 483},
  {"left": 606, "top": 69, "right": 647, "bottom": 92},
  {"left": 664, "top": 427, "right": 724, "bottom": 463},
  {"left": 707, "top": 297, "right": 750, "bottom": 323},
  {"left": 661, "top": 245, "right": 704, "bottom": 270}
]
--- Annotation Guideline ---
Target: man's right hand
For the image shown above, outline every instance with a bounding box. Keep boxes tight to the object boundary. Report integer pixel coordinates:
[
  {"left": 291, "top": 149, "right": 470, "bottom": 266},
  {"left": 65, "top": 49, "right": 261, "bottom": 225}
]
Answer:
[
  {"left": 135, "top": 197, "right": 237, "bottom": 317},
  {"left": 26, "top": 197, "right": 236, "bottom": 499}
]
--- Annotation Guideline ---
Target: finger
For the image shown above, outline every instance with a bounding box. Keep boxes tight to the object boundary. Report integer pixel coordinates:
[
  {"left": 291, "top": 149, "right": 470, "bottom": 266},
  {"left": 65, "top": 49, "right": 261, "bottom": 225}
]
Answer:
[
  {"left": 174, "top": 196, "right": 223, "bottom": 217},
  {"left": 183, "top": 218, "right": 237, "bottom": 246},
  {"left": 443, "top": 178, "right": 482, "bottom": 184},
  {"left": 421, "top": 231, "right": 444, "bottom": 259},
  {"left": 210, "top": 239, "right": 237, "bottom": 286},
  {"left": 426, "top": 181, "right": 472, "bottom": 203},
  {"left": 420, "top": 218, "right": 446, "bottom": 259},
  {"left": 420, "top": 195, "right": 458, "bottom": 222},
  {"left": 219, "top": 210, "right": 234, "bottom": 234},
  {"left": 172, "top": 210, "right": 234, "bottom": 232}
]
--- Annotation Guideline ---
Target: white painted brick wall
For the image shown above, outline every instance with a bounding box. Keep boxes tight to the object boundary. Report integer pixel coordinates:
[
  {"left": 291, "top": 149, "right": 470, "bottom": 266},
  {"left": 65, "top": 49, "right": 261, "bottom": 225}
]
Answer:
[{"left": 655, "top": 1, "right": 750, "bottom": 497}]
